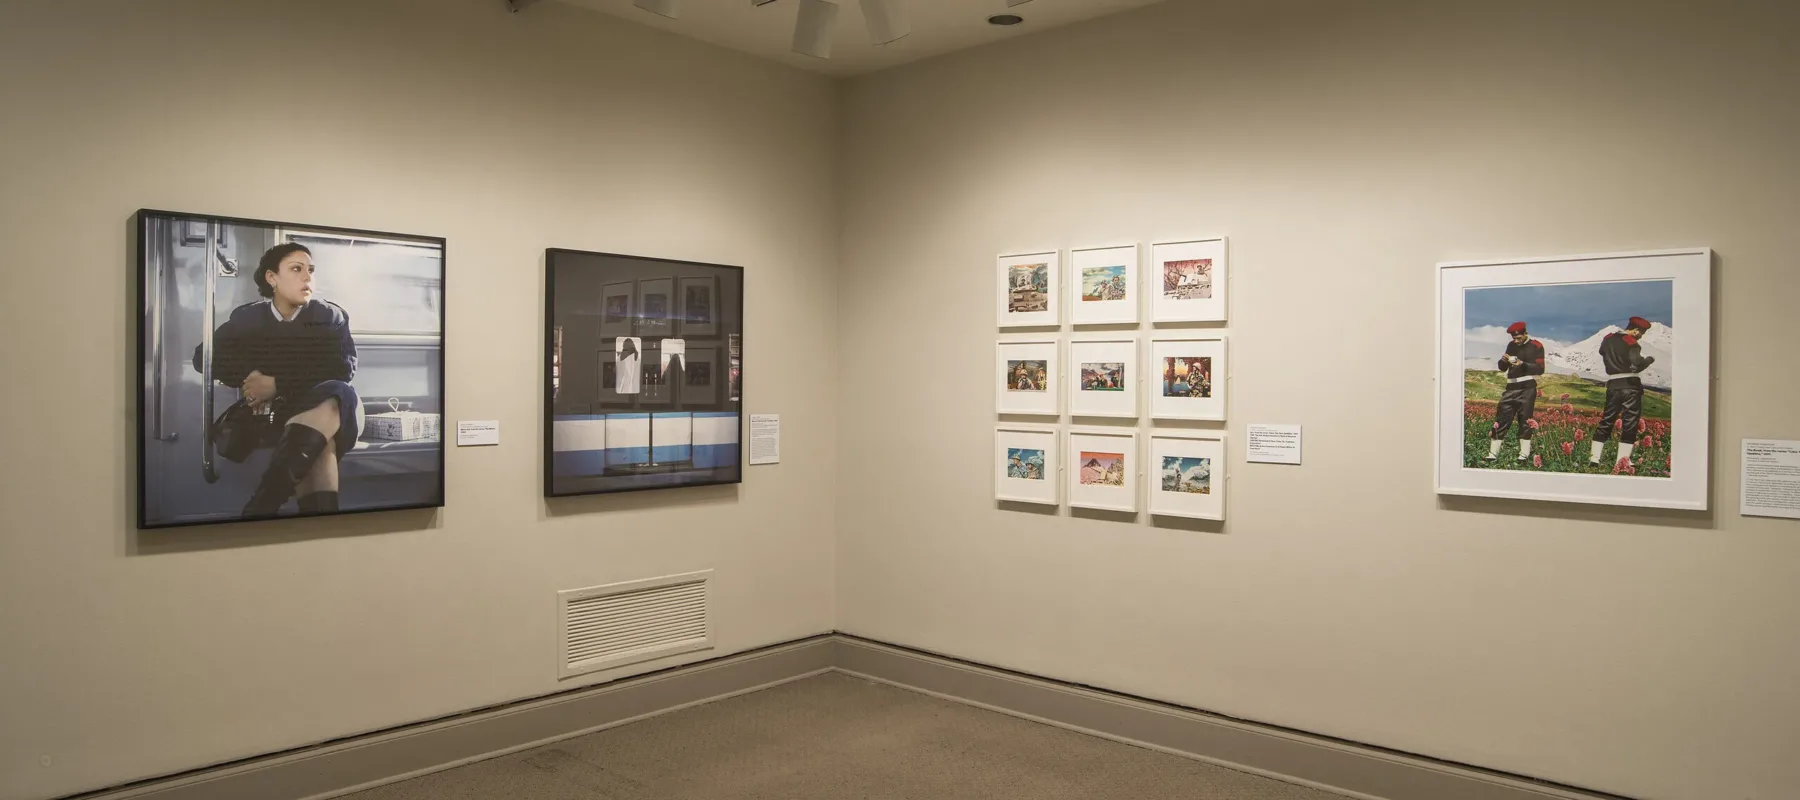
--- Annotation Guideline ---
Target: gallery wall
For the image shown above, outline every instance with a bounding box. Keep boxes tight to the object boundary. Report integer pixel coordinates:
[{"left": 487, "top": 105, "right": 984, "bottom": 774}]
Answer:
[
  {"left": 0, "top": 1, "right": 839, "bottom": 798},
  {"left": 835, "top": 2, "right": 1800, "bottom": 799}
]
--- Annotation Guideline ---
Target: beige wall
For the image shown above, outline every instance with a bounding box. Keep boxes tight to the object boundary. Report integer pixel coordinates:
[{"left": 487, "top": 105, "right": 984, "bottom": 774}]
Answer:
[
  {"left": 836, "top": 2, "right": 1800, "bottom": 800},
  {"left": 0, "top": 1, "right": 838, "bottom": 798}
]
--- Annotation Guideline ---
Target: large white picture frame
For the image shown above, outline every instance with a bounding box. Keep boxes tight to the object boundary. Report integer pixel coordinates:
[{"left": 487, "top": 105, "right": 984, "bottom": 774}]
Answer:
[
  {"left": 996, "top": 250, "right": 1060, "bottom": 328},
  {"left": 1068, "top": 427, "right": 1139, "bottom": 513},
  {"left": 996, "top": 339, "right": 1060, "bottom": 416},
  {"left": 1067, "top": 337, "right": 1138, "bottom": 418},
  {"left": 1435, "top": 248, "right": 1711, "bottom": 510},
  {"left": 1148, "top": 335, "right": 1227, "bottom": 421},
  {"left": 1149, "top": 432, "right": 1225, "bottom": 520},
  {"left": 995, "top": 424, "right": 1059, "bottom": 505},
  {"left": 1150, "top": 237, "right": 1227, "bottom": 323},
  {"left": 1069, "top": 243, "right": 1139, "bottom": 326}
]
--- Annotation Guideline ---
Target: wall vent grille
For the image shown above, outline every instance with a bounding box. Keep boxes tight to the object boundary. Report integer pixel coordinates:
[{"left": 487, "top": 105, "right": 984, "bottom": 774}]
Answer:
[{"left": 558, "top": 570, "right": 713, "bottom": 679}]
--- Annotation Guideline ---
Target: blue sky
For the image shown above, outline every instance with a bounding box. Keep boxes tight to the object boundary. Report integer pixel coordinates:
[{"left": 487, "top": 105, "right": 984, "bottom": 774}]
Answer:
[{"left": 1465, "top": 279, "right": 1673, "bottom": 342}]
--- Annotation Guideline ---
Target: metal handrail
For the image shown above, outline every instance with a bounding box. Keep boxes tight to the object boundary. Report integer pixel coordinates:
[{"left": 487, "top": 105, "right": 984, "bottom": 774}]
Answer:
[
  {"left": 148, "top": 219, "right": 174, "bottom": 441},
  {"left": 200, "top": 221, "right": 219, "bottom": 484}
]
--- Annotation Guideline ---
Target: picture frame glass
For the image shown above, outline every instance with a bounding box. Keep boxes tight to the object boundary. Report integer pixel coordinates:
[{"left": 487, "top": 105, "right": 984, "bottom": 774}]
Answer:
[
  {"left": 995, "top": 426, "right": 1058, "bottom": 504},
  {"left": 1150, "top": 238, "right": 1226, "bottom": 323},
  {"left": 1149, "top": 434, "right": 1225, "bottom": 519},
  {"left": 1068, "top": 431, "right": 1138, "bottom": 512},
  {"left": 996, "top": 251, "right": 1060, "bottom": 327},
  {"left": 1149, "top": 337, "right": 1226, "bottom": 420},
  {"left": 547, "top": 250, "right": 744, "bottom": 497},
  {"left": 1070, "top": 244, "right": 1137, "bottom": 325},
  {"left": 996, "top": 340, "right": 1059, "bottom": 415},
  {"left": 1069, "top": 338, "right": 1138, "bottom": 418},
  {"left": 1436, "top": 250, "right": 1710, "bottom": 510}
]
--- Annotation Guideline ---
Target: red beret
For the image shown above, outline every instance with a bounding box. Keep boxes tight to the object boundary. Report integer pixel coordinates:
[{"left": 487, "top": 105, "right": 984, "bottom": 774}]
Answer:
[
  {"left": 1628, "top": 316, "right": 1652, "bottom": 330},
  {"left": 1506, "top": 322, "right": 1528, "bottom": 335}
]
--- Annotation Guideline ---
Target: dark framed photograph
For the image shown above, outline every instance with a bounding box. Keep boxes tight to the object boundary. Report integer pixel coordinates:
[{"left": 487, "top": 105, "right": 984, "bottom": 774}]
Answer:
[
  {"left": 545, "top": 248, "right": 744, "bottom": 497},
  {"left": 136, "top": 209, "right": 446, "bottom": 529}
]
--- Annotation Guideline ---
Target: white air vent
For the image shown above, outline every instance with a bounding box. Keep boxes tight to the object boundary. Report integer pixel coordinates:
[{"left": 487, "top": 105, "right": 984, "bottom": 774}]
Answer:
[{"left": 558, "top": 570, "right": 713, "bottom": 679}]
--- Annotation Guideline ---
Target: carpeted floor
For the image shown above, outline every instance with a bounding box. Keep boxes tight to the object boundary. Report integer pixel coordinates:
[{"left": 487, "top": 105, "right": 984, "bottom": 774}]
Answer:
[{"left": 342, "top": 672, "right": 1350, "bottom": 799}]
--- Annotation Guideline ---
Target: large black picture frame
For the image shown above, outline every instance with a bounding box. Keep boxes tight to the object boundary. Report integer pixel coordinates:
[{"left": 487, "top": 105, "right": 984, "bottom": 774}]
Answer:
[
  {"left": 544, "top": 248, "right": 745, "bottom": 498},
  {"left": 136, "top": 209, "right": 448, "bottom": 529}
]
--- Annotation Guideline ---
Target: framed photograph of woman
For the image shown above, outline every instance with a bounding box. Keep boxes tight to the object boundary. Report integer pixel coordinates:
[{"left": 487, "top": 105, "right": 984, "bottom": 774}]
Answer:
[
  {"left": 1435, "top": 248, "right": 1712, "bottom": 510},
  {"left": 136, "top": 209, "right": 446, "bottom": 529},
  {"left": 678, "top": 275, "right": 718, "bottom": 337}
]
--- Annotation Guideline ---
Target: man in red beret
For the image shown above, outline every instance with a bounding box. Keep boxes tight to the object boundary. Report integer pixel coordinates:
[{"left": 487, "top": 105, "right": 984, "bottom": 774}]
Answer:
[
  {"left": 1486, "top": 321, "right": 1546, "bottom": 463},
  {"left": 1590, "top": 316, "right": 1658, "bottom": 469}
]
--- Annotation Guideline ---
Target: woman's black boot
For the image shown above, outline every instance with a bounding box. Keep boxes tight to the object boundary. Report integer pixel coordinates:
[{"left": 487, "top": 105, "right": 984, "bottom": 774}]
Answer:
[
  {"left": 243, "top": 426, "right": 329, "bottom": 518},
  {"left": 296, "top": 491, "right": 339, "bottom": 515}
]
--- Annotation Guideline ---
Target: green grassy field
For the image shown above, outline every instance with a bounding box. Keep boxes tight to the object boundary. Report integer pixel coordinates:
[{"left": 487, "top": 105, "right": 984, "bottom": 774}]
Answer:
[{"left": 1462, "top": 369, "right": 1673, "bottom": 477}]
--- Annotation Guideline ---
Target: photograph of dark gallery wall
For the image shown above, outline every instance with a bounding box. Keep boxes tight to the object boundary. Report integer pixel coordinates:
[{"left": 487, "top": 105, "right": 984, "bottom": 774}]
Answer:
[
  {"left": 545, "top": 248, "right": 744, "bottom": 497},
  {"left": 136, "top": 210, "right": 446, "bottom": 529}
]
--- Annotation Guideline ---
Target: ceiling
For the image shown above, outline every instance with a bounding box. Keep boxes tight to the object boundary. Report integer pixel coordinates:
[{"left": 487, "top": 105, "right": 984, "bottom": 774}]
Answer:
[{"left": 553, "top": 0, "right": 1165, "bottom": 77}]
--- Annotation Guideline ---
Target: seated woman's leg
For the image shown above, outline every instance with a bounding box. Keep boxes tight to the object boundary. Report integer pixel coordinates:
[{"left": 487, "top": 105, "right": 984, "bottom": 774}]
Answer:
[
  {"left": 296, "top": 438, "right": 339, "bottom": 514},
  {"left": 242, "top": 397, "right": 340, "bottom": 518}
]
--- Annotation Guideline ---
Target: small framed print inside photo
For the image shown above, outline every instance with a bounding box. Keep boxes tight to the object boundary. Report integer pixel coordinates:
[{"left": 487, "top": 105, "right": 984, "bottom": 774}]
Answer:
[
  {"left": 997, "top": 250, "right": 1060, "bottom": 328},
  {"left": 997, "top": 339, "right": 1059, "bottom": 415},
  {"left": 995, "top": 424, "right": 1059, "bottom": 505},
  {"left": 1149, "top": 432, "right": 1225, "bottom": 520},
  {"left": 1149, "top": 335, "right": 1227, "bottom": 421},
  {"left": 1069, "top": 243, "right": 1138, "bottom": 326},
  {"left": 1150, "top": 237, "right": 1227, "bottom": 323},
  {"left": 1068, "top": 337, "right": 1137, "bottom": 418},
  {"left": 1068, "top": 427, "right": 1139, "bottom": 513}
]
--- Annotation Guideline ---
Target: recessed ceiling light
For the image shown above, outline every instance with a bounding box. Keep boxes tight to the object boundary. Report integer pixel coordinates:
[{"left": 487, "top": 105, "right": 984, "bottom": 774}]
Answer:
[{"left": 987, "top": 14, "right": 1023, "bottom": 26}]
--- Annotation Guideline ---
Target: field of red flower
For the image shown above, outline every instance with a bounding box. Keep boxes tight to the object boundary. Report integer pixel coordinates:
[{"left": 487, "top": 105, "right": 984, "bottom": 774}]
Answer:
[{"left": 1463, "top": 399, "right": 1672, "bottom": 477}]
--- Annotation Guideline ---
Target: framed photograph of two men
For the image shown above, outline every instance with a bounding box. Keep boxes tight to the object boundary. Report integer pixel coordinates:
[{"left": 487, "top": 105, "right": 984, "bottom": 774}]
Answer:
[
  {"left": 545, "top": 248, "right": 745, "bottom": 498},
  {"left": 136, "top": 209, "right": 447, "bottom": 529},
  {"left": 1435, "top": 248, "right": 1711, "bottom": 510}
]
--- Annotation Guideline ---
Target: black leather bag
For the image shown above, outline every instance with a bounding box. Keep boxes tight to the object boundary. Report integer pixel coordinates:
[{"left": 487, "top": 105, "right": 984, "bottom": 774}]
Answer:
[{"left": 212, "top": 399, "right": 272, "bottom": 463}]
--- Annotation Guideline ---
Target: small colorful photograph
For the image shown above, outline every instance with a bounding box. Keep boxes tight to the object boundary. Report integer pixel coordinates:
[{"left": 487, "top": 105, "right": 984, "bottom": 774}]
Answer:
[
  {"left": 1162, "top": 258, "right": 1212, "bottom": 300},
  {"left": 1081, "top": 265, "right": 1128, "bottom": 302},
  {"left": 1006, "top": 359, "right": 1048, "bottom": 392},
  {"left": 642, "top": 293, "right": 668, "bottom": 320},
  {"left": 684, "top": 285, "right": 712, "bottom": 323},
  {"left": 1006, "top": 448, "right": 1046, "bottom": 480},
  {"left": 1008, "top": 263, "right": 1050, "bottom": 313},
  {"left": 1161, "top": 456, "right": 1211, "bottom": 494},
  {"left": 603, "top": 294, "right": 629, "bottom": 325},
  {"left": 1079, "top": 452, "right": 1126, "bottom": 486},
  {"left": 1462, "top": 279, "right": 1674, "bottom": 477},
  {"left": 687, "top": 363, "right": 712, "bottom": 386},
  {"left": 1161, "top": 356, "right": 1211, "bottom": 398},
  {"left": 1080, "top": 362, "right": 1125, "bottom": 391}
]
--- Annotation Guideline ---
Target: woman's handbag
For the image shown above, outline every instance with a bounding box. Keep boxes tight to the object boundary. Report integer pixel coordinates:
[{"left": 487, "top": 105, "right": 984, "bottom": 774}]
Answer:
[{"left": 212, "top": 399, "right": 272, "bottom": 463}]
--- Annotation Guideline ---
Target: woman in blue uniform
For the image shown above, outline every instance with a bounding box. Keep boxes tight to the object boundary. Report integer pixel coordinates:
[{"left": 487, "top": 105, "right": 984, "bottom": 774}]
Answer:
[{"left": 192, "top": 243, "right": 360, "bottom": 518}]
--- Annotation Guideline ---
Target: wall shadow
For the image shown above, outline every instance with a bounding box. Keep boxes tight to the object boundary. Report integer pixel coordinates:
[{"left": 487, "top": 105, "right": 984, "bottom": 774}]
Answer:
[
  {"left": 1436, "top": 494, "right": 1715, "bottom": 530},
  {"left": 543, "top": 482, "right": 741, "bottom": 519},
  {"left": 130, "top": 507, "right": 442, "bottom": 556},
  {"left": 1070, "top": 506, "right": 1138, "bottom": 525},
  {"left": 997, "top": 499, "right": 1059, "bottom": 516},
  {"left": 1149, "top": 514, "right": 1225, "bottom": 534}
]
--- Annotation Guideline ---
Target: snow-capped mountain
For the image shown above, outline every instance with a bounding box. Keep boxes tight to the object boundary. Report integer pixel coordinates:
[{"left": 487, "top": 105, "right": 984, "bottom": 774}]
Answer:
[
  {"left": 1463, "top": 322, "right": 1674, "bottom": 389},
  {"left": 1545, "top": 324, "right": 1673, "bottom": 389}
]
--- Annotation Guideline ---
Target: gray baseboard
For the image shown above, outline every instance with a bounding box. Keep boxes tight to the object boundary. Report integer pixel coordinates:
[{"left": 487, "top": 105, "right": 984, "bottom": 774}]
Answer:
[
  {"left": 831, "top": 635, "right": 1623, "bottom": 800},
  {"left": 72, "top": 636, "right": 837, "bottom": 800},
  {"left": 69, "top": 633, "right": 1627, "bottom": 800}
]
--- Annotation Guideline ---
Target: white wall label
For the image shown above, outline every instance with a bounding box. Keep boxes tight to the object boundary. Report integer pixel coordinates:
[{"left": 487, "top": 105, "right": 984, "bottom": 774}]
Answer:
[
  {"left": 749, "top": 414, "right": 780, "bottom": 465},
  {"left": 456, "top": 420, "right": 500, "bottom": 447},
  {"left": 1246, "top": 424, "right": 1302, "bottom": 465},
  {"left": 1741, "top": 439, "right": 1800, "bottom": 519}
]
